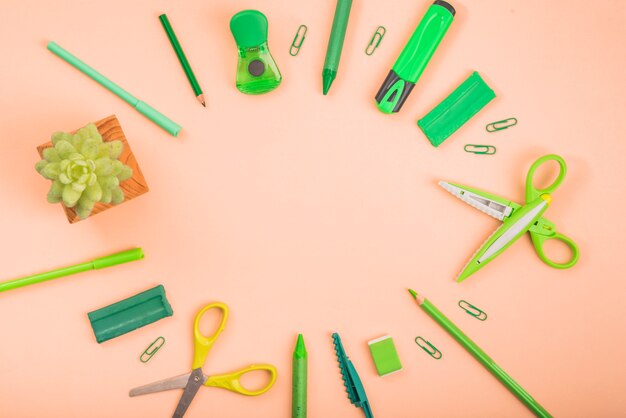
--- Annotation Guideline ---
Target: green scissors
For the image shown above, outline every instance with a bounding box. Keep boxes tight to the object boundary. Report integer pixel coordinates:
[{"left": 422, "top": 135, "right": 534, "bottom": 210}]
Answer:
[
  {"left": 129, "top": 302, "right": 277, "bottom": 418},
  {"left": 439, "top": 154, "right": 580, "bottom": 282}
]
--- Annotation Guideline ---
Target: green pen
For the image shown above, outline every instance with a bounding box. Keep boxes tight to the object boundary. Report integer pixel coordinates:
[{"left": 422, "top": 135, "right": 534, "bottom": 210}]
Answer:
[
  {"left": 0, "top": 248, "right": 144, "bottom": 293},
  {"left": 408, "top": 290, "right": 553, "bottom": 418},
  {"left": 322, "top": 0, "right": 352, "bottom": 95},
  {"left": 292, "top": 334, "right": 307, "bottom": 418},
  {"left": 375, "top": 1, "right": 455, "bottom": 113},
  {"left": 47, "top": 41, "right": 182, "bottom": 136}
]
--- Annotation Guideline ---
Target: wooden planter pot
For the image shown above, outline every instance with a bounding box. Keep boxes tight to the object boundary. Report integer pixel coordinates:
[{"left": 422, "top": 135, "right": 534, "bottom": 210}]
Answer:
[{"left": 37, "top": 115, "right": 149, "bottom": 223}]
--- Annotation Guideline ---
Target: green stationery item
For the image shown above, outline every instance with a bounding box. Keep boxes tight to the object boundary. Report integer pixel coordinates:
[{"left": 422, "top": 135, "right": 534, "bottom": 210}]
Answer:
[
  {"left": 365, "top": 26, "right": 386, "bottom": 56},
  {"left": 322, "top": 0, "right": 353, "bottom": 95},
  {"left": 159, "top": 14, "right": 206, "bottom": 107},
  {"left": 368, "top": 335, "right": 402, "bottom": 376},
  {"left": 459, "top": 300, "right": 488, "bottom": 321},
  {"left": 290, "top": 25, "right": 308, "bottom": 57},
  {"left": 332, "top": 333, "right": 374, "bottom": 418},
  {"left": 230, "top": 10, "right": 282, "bottom": 95},
  {"left": 414, "top": 336, "right": 442, "bottom": 359},
  {"left": 439, "top": 154, "right": 579, "bottom": 282},
  {"left": 47, "top": 42, "right": 182, "bottom": 137},
  {"left": 464, "top": 144, "right": 496, "bottom": 155},
  {"left": 0, "top": 248, "right": 144, "bottom": 293},
  {"left": 88, "top": 285, "right": 173, "bottom": 343},
  {"left": 418, "top": 71, "right": 495, "bottom": 147},
  {"left": 292, "top": 334, "right": 308, "bottom": 418},
  {"left": 487, "top": 117, "right": 518, "bottom": 132},
  {"left": 409, "top": 290, "right": 553, "bottom": 418},
  {"left": 141, "top": 336, "right": 166, "bottom": 363},
  {"left": 375, "top": 1, "right": 455, "bottom": 113}
]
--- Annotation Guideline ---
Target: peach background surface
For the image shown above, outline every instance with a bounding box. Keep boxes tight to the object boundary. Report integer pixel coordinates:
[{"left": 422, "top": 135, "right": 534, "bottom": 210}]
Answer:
[{"left": 1, "top": 0, "right": 625, "bottom": 417}]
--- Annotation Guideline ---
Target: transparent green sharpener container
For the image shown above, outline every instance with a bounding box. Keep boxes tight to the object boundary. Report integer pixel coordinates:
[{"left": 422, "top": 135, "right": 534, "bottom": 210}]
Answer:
[{"left": 230, "top": 10, "right": 282, "bottom": 95}]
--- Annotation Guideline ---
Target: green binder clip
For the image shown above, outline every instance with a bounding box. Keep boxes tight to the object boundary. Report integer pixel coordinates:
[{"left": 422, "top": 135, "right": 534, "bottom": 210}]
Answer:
[
  {"left": 230, "top": 10, "right": 282, "bottom": 94},
  {"left": 88, "top": 285, "right": 173, "bottom": 343},
  {"left": 415, "top": 336, "right": 442, "bottom": 359},
  {"left": 458, "top": 300, "right": 488, "bottom": 321}
]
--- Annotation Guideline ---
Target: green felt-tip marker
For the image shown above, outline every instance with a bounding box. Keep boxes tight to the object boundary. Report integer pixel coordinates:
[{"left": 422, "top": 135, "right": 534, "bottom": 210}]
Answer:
[
  {"left": 322, "top": 0, "right": 352, "bottom": 95},
  {"left": 292, "top": 334, "right": 307, "bottom": 418},
  {"left": 0, "top": 248, "right": 144, "bottom": 293},
  {"left": 47, "top": 41, "right": 182, "bottom": 136},
  {"left": 375, "top": 1, "right": 455, "bottom": 113},
  {"left": 408, "top": 289, "right": 553, "bottom": 418}
]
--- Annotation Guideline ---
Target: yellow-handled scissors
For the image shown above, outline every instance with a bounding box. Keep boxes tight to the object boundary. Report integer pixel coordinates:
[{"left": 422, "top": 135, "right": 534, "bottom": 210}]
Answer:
[{"left": 129, "top": 302, "right": 277, "bottom": 418}]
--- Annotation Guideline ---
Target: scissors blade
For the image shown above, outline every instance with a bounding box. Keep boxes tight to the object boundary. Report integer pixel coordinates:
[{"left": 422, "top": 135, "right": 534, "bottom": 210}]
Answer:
[
  {"left": 439, "top": 181, "right": 516, "bottom": 221},
  {"left": 129, "top": 372, "right": 192, "bottom": 397},
  {"left": 173, "top": 368, "right": 207, "bottom": 418}
]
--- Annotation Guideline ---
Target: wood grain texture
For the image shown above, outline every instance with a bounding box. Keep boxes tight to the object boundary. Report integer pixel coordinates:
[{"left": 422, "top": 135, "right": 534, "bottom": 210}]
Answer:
[{"left": 37, "top": 115, "right": 149, "bottom": 223}]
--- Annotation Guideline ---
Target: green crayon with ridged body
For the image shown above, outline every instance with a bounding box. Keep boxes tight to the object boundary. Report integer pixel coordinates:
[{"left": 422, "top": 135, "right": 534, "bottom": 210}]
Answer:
[{"left": 292, "top": 334, "right": 307, "bottom": 418}]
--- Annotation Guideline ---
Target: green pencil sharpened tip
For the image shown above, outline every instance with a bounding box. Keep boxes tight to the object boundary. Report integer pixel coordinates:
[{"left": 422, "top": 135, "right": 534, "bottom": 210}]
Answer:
[
  {"left": 322, "top": 69, "right": 336, "bottom": 95},
  {"left": 408, "top": 289, "right": 418, "bottom": 298},
  {"left": 294, "top": 333, "right": 307, "bottom": 359}
]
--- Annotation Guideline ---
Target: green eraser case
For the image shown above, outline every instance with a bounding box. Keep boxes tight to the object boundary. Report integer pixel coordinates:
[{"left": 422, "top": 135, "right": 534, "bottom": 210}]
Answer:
[
  {"left": 88, "top": 284, "right": 173, "bottom": 343},
  {"left": 418, "top": 71, "right": 496, "bottom": 147},
  {"left": 230, "top": 10, "right": 282, "bottom": 95}
]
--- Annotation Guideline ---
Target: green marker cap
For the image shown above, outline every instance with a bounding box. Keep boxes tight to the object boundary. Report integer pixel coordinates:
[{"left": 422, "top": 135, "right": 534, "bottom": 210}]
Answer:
[
  {"left": 230, "top": 10, "right": 268, "bottom": 48},
  {"left": 92, "top": 248, "right": 144, "bottom": 269}
]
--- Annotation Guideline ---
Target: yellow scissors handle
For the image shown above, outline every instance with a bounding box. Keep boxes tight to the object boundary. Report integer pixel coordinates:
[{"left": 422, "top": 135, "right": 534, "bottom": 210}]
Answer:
[
  {"left": 204, "top": 364, "right": 278, "bottom": 396},
  {"left": 192, "top": 302, "right": 229, "bottom": 369}
]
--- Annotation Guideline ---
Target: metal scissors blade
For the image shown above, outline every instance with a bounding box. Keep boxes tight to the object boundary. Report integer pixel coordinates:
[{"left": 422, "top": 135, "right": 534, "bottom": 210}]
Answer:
[
  {"left": 129, "top": 372, "right": 194, "bottom": 397},
  {"left": 439, "top": 181, "right": 515, "bottom": 221},
  {"left": 173, "top": 368, "right": 208, "bottom": 418}
]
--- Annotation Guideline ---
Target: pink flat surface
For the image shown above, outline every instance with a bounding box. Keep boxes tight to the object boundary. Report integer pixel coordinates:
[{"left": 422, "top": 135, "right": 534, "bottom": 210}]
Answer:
[{"left": 1, "top": 0, "right": 625, "bottom": 417}]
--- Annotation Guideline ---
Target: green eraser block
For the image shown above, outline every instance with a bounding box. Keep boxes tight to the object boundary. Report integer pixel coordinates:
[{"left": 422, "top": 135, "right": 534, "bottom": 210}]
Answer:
[
  {"left": 417, "top": 71, "right": 496, "bottom": 147},
  {"left": 368, "top": 335, "right": 402, "bottom": 376},
  {"left": 87, "top": 284, "right": 173, "bottom": 343}
]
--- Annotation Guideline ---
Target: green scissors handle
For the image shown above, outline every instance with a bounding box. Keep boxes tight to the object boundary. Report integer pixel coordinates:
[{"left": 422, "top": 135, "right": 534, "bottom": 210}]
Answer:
[
  {"left": 525, "top": 154, "right": 567, "bottom": 202},
  {"left": 529, "top": 217, "right": 579, "bottom": 268},
  {"left": 205, "top": 364, "right": 278, "bottom": 396}
]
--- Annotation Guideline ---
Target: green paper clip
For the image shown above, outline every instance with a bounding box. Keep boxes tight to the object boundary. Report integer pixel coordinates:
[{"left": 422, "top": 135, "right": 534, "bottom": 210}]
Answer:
[
  {"left": 290, "top": 25, "right": 307, "bottom": 56},
  {"left": 464, "top": 144, "right": 496, "bottom": 155},
  {"left": 486, "top": 117, "right": 518, "bottom": 132},
  {"left": 415, "top": 336, "right": 442, "bottom": 359},
  {"left": 365, "top": 26, "right": 386, "bottom": 56},
  {"left": 140, "top": 336, "right": 166, "bottom": 363},
  {"left": 458, "top": 300, "right": 487, "bottom": 321}
]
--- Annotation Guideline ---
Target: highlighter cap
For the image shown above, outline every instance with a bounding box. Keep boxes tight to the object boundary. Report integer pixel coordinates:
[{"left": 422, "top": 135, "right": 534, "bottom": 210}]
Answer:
[
  {"left": 92, "top": 248, "right": 144, "bottom": 269},
  {"left": 230, "top": 10, "right": 268, "bottom": 48}
]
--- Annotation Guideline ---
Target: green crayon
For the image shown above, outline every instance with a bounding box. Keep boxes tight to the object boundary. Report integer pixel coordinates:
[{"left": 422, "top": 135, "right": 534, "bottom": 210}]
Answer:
[
  {"left": 322, "top": 0, "right": 353, "bottom": 95},
  {"left": 292, "top": 334, "right": 308, "bottom": 418}
]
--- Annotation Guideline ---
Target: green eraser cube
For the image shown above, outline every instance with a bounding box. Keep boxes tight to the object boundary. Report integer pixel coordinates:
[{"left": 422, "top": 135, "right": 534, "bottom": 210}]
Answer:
[
  {"left": 368, "top": 335, "right": 402, "bottom": 376},
  {"left": 87, "top": 284, "right": 173, "bottom": 343}
]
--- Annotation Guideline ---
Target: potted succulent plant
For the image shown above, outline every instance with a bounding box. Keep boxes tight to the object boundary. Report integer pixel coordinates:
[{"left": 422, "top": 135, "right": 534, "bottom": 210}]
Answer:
[{"left": 35, "top": 115, "right": 149, "bottom": 223}]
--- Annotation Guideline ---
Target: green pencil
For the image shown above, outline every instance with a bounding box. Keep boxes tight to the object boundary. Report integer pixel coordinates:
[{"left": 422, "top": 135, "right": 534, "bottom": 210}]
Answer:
[
  {"left": 292, "top": 334, "right": 307, "bottom": 418},
  {"left": 159, "top": 14, "right": 206, "bottom": 107},
  {"left": 408, "top": 289, "right": 552, "bottom": 418},
  {"left": 322, "top": 0, "right": 352, "bottom": 95}
]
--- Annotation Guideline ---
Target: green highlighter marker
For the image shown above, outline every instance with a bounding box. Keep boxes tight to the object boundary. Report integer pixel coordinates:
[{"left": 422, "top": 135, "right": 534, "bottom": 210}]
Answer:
[
  {"left": 0, "top": 248, "right": 144, "bottom": 293},
  {"left": 322, "top": 0, "right": 353, "bottom": 95},
  {"left": 292, "top": 334, "right": 307, "bottom": 418},
  {"left": 47, "top": 42, "right": 182, "bottom": 136},
  {"left": 375, "top": 1, "right": 455, "bottom": 113},
  {"left": 408, "top": 290, "right": 553, "bottom": 418}
]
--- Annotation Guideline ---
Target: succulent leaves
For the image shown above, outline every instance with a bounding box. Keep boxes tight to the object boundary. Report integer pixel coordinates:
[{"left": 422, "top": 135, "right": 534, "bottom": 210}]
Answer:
[{"left": 35, "top": 123, "right": 133, "bottom": 220}]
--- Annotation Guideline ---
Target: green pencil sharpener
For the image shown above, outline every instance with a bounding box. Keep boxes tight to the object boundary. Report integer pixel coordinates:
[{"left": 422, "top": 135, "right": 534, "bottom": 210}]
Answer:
[{"left": 230, "top": 10, "right": 282, "bottom": 95}]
